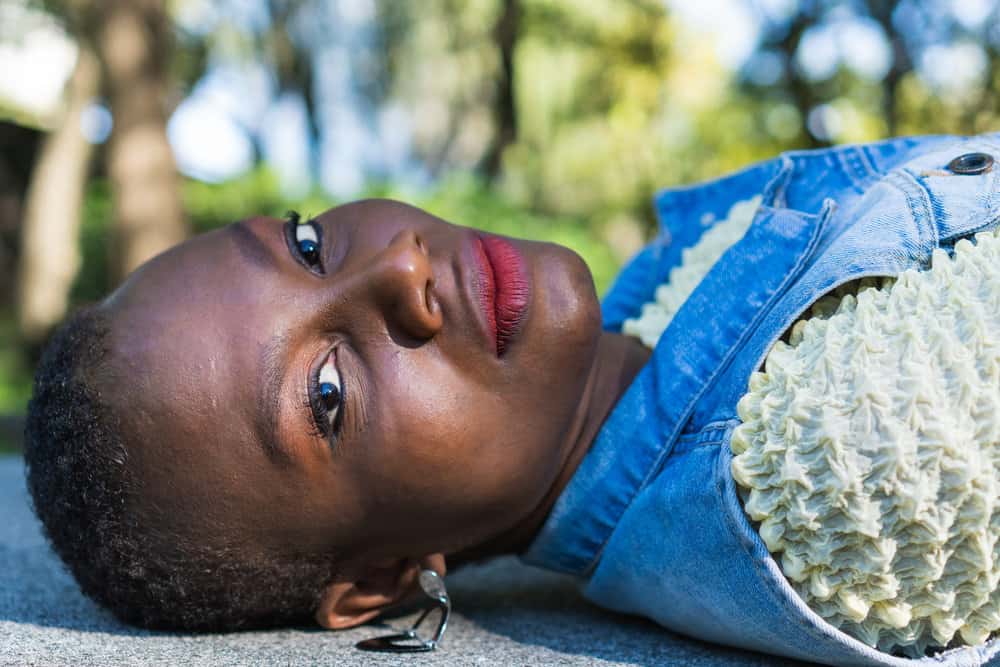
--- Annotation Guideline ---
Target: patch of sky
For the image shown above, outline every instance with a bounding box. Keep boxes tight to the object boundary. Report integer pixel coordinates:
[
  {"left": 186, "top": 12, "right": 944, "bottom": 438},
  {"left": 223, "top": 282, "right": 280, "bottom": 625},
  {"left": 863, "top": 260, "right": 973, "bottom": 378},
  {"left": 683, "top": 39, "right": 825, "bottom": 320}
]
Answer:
[
  {"left": 949, "top": 0, "right": 994, "bottom": 29},
  {"left": 168, "top": 96, "right": 256, "bottom": 182},
  {"left": 167, "top": 61, "right": 273, "bottom": 181},
  {"left": 259, "top": 92, "right": 313, "bottom": 197},
  {"left": 919, "top": 41, "right": 989, "bottom": 95},
  {"left": 0, "top": 4, "right": 76, "bottom": 118},
  {"left": 666, "top": 0, "right": 763, "bottom": 69},
  {"left": 743, "top": 50, "right": 785, "bottom": 86},
  {"left": 7, "top": 0, "right": 998, "bottom": 197},
  {"left": 173, "top": 0, "right": 270, "bottom": 36},
  {"left": 79, "top": 102, "right": 111, "bottom": 144},
  {"left": 795, "top": 17, "right": 891, "bottom": 82}
]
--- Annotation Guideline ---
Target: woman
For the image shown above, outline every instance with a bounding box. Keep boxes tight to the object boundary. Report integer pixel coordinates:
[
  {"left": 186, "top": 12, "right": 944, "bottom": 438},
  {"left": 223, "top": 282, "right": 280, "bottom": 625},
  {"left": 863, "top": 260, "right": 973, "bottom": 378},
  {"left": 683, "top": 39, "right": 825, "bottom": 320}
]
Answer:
[{"left": 24, "top": 132, "right": 1000, "bottom": 666}]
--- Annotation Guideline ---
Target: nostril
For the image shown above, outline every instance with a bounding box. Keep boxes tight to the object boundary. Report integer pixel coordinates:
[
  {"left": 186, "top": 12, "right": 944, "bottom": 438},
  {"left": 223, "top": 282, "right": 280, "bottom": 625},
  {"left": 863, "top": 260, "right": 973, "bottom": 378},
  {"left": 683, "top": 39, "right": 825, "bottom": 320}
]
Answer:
[
  {"left": 414, "top": 233, "right": 428, "bottom": 255},
  {"left": 424, "top": 278, "right": 436, "bottom": 312}
]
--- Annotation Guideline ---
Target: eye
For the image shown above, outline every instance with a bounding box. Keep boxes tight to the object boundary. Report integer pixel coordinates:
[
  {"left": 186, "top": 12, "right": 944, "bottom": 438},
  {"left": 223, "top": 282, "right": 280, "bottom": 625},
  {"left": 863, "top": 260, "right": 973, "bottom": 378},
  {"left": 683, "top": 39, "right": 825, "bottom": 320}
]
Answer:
[
  {"left": 295, "top": 221, "right": 322, "bottom": 268},
  {"left": 309, "top": 351, "right": 344, "bottom": 438},
  {"left": 284, "top": 210, "right": 324, "bottom": 273}
]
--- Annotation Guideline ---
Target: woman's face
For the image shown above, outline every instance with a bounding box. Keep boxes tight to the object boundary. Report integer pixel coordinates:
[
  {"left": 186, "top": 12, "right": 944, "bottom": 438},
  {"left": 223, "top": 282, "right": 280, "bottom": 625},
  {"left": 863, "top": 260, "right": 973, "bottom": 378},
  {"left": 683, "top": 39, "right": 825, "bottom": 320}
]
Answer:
[{"left": 101, "top": 199, "right": 603, "bottom": 569}]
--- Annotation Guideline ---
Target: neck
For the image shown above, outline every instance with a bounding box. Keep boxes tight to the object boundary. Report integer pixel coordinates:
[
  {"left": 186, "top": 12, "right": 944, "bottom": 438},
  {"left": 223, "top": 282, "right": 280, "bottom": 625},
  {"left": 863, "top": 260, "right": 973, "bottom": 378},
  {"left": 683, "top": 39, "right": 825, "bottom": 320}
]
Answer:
[{"left": 449, "top": 331, "right": 651, "bottom": 567}]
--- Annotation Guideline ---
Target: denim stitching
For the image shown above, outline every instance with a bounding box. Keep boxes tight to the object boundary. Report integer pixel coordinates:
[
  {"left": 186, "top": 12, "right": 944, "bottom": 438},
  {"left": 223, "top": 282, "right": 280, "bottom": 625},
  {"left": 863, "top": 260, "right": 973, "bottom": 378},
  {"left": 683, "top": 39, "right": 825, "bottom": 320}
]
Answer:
[
  {"left": 887, "top": 169, "right": 938, "bottom": 258},
  {"left": 899, "top": 137, "right": 1000, "bottom": 250},
  {"left": 647, "top": 202, "right": 831, "bottom": 476},
  {"left": 838, "top": 146, "right": 875, "bottom": 193},
  {"left": 581, "top": 196, "right": 829, "bottom": 574},
  {"left": 859, "top": 144, "right": 881, "bottom": 182}
]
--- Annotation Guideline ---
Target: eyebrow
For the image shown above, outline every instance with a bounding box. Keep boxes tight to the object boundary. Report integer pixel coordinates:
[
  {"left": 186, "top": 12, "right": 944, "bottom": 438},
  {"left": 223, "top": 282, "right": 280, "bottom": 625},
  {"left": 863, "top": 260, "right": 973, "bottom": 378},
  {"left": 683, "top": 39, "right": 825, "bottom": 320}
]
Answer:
[
  {"left": 230, "top": 219, "right": 275, "bottom": 269},
  {"left": 256, "top": 331, "right": 293, "bottom": 465}
]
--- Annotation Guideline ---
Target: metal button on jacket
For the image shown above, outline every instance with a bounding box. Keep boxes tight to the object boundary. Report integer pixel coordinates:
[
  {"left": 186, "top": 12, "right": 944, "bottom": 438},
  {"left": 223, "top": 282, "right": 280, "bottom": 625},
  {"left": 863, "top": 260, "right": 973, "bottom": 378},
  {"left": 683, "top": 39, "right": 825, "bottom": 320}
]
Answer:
[{"left": 947, "top": 152, "right": 994, "bottom": 175}]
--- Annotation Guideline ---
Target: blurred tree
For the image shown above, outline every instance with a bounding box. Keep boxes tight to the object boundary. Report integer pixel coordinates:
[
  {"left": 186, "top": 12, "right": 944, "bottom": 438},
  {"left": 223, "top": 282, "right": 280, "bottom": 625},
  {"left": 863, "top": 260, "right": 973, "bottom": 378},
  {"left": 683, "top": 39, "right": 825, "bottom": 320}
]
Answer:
[
  {"left": 88, "top": 0, "right": 188, "bottom": 280},
  {"left": 0, "top": 122, "right": 41, "bottom": 312},
  {"left": 16, "top": 44, "right": 99, "bottom": 342},
  {"left": 499, "top": 0, "right": 678, "bottom": 253},
  {"left": 480, "top": 0, "right": 521, "bottom": 180},
  {"left": 264, "top": 0, "right": 318, "bottom": 168},
  {"left": 868, "top": 0, "right": 913, "bottom": 136},
  {"left": 745, "top": 0, "right": 1000, "bottom": 145},
  {"left": 37, "top": 0, "right": 189, "bottom": 284}
]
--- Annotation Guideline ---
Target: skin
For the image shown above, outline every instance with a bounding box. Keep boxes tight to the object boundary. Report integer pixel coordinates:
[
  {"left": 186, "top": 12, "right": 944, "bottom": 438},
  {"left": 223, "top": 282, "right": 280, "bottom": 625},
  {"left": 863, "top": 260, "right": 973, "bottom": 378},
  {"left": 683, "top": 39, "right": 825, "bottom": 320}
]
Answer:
[{"left": 98, "top": 199, "right": 650, "bottom": 628}]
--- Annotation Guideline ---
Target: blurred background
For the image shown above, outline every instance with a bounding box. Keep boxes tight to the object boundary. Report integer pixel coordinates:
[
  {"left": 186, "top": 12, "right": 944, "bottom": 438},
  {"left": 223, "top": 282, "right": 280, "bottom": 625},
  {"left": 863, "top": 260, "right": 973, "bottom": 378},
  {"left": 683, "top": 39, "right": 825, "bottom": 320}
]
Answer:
[{"left": 1, "top": 0, "right": 999, "bottom": 452}]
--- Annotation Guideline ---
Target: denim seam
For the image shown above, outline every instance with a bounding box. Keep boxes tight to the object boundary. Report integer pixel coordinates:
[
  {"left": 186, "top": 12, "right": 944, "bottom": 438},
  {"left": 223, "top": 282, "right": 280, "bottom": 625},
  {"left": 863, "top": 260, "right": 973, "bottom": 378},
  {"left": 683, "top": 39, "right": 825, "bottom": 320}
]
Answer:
[
  {"left": 581, "top": 206, "right": 830, "bottom": 574},
  {"left": 858, "top": 144, "right": 882, "bottom": 183},
  {"left": 837, "top": 146, "right": 876, "bottom": 193},
  {"left": 677, "top": 420, "right": 734, "bottom": 441},
  {"left": 905, "top": 166, "right": 997, "bottom": 246},
  {"left": 898, "top": 137, "right": 1000, "bottom": 250},
  {"left": 646, "top": 201, "right": 832, "bottom": 479},
  {"left": 886, "top": 170, "right": 938, "bottom": 259},
  {"left": 715, "top": 442, "right": 852, "bottom": 649},
  {"left": 766, "top": 155, "right": 795, "bottom": 208},
  {"left": 581, "top": 160, "right": 804, "bottom": 573},
  {"left": 741, "top": 259, "right": 929, "bottom": 394},
  {"left": 675, "top": 421, "right": 737, "bottom": 453}
]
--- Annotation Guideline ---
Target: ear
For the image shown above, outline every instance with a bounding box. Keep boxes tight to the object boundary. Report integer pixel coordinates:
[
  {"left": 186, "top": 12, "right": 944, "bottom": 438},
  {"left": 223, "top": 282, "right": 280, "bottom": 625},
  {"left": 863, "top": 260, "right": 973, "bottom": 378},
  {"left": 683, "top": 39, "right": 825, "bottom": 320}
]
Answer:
[{"left": 315, "top": 553, "right": 447, "bottom": 630}]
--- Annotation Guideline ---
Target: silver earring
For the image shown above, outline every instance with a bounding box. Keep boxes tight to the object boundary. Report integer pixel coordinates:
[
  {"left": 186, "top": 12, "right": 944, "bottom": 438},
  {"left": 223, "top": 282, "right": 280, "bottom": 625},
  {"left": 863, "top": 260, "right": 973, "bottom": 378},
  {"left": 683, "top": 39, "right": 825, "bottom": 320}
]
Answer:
[{"left": 355, "top": 569, "right": 451, "bottom": 653}]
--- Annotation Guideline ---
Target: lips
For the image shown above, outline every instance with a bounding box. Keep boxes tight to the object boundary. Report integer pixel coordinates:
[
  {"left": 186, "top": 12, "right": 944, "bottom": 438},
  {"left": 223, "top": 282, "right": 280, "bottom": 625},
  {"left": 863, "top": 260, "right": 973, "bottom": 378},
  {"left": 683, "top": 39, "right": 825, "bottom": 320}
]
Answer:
[{"left": 475, "top": 235, "right": 530, "bottom": 356}]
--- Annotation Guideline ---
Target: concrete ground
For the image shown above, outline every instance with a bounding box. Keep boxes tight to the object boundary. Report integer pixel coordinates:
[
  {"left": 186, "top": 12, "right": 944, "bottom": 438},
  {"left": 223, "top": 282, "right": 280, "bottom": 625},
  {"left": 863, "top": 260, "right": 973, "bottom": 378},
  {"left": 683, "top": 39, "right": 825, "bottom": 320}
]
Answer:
[{"left": 0, "top": 455, "right": 815, "bottom": 666}]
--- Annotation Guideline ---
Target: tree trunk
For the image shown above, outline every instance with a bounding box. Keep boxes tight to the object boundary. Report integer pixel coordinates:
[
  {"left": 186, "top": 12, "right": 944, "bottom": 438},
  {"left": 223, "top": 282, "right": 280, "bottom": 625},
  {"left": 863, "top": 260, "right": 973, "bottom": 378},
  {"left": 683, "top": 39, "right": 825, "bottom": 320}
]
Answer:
[
  {"left": 481, "top": 0, "right": 520, "bottom": 180},
  {"left": 16, "top": 46, "right": 100, "bottom": 342},
  {"left": 92, "top": 0, "right": 187, "bottom": 281},
  {"left": 868, "top": 0, "right": 912, "bottom": 137}
]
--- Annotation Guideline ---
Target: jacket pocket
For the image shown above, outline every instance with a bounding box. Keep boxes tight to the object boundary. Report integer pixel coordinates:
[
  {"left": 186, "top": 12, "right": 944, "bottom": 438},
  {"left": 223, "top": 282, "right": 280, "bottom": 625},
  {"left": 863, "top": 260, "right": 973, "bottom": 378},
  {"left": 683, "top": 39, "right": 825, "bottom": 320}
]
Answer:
[{"left": 672, "top": 197, "right": 836, "bottom": 433}]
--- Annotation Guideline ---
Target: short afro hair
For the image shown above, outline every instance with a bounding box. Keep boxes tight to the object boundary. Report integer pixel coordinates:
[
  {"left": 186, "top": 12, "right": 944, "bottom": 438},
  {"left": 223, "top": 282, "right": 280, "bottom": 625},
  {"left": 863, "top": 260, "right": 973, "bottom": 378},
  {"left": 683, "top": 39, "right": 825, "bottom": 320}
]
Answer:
[{"left": 24, "top": 306, "right": 340, "bottom": 631}]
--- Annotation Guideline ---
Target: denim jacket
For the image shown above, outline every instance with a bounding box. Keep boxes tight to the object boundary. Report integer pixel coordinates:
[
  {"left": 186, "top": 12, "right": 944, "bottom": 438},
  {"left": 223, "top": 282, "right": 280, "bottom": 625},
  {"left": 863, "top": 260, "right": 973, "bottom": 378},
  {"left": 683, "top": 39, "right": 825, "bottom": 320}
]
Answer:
[{"left": 522, "top": 132, "right": 1000, "bottom": 666}]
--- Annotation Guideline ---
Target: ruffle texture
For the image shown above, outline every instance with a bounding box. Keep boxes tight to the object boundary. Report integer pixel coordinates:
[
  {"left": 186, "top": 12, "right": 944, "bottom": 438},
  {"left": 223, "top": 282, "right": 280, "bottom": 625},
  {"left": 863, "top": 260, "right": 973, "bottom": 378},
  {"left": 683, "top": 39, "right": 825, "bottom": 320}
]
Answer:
[
  {"left": 623, "top": 196, "right": 761, "bottom": 347},
  {"left": 731, "top": 228, "right": 1000, "bottom": 657}
]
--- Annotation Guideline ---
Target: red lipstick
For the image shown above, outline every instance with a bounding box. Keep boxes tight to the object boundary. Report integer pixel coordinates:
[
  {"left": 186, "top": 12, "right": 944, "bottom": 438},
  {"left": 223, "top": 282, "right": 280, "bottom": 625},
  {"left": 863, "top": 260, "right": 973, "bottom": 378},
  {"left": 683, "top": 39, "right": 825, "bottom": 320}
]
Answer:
[{"left": 476, "top": 235, "right": 530, "bottom": 356}]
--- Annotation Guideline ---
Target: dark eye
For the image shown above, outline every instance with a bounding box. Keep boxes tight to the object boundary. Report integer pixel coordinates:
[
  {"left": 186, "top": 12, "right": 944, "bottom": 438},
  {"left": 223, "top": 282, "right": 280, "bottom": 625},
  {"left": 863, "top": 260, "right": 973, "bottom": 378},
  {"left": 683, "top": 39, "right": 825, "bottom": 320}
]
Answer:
[
  {"left": 310, "top": 351, "right": 344, "bottom": 439},
  {"left": 319, "top": 382, "right": 340, "bottom": 412},
  {"left": 295, "top": 222, "right": 322, "bottom": 268}
]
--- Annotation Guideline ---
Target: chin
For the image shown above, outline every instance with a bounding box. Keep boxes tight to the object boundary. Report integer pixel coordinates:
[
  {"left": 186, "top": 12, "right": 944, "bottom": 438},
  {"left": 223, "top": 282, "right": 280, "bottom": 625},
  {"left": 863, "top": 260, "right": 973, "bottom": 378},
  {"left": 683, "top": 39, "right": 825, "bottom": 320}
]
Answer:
[{"left": 525, "top": 240, "right": 602, "bottom": 372}]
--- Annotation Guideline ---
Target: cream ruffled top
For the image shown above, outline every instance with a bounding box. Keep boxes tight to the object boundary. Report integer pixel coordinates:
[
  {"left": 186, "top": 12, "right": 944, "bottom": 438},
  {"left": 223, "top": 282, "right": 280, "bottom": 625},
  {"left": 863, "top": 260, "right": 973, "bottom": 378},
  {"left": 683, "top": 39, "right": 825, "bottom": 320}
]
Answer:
[
  {"left": 622, "top": 196, "right": 762, "bottom": 347},
  {"left": 624, "top": 201, "right": 1000, "bottom": 658}
]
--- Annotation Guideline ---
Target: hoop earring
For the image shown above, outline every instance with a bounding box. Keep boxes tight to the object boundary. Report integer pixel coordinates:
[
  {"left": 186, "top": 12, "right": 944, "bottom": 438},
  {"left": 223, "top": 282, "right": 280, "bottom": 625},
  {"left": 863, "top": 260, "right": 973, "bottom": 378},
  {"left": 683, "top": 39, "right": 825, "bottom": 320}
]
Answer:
[{"left": 355, "top": 569, "right": 451, "bottom": 653}]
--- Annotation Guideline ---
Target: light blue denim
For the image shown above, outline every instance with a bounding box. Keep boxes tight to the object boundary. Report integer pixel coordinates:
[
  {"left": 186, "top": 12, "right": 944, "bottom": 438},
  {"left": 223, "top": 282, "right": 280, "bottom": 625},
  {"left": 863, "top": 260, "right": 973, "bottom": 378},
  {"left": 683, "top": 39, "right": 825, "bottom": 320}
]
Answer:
[{"left": 522, "top": 132, "right": 1000, "bottom": 666}]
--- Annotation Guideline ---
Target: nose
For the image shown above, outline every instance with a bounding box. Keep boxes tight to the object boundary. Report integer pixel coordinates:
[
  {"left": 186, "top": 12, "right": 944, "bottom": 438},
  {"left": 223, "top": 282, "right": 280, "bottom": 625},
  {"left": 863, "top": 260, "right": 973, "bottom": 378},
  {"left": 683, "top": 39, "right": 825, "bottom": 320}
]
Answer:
[{"left": 364, "top": 229, "right": 442, "bottom": 342}]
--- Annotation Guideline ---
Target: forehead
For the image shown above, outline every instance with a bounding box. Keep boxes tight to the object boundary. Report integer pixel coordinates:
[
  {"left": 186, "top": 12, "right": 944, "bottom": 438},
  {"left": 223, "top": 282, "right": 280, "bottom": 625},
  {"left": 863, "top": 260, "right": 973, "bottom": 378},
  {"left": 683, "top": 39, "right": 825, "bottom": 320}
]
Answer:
[{"left": 99, "top": 227, "right": 281, "bottom": 522}]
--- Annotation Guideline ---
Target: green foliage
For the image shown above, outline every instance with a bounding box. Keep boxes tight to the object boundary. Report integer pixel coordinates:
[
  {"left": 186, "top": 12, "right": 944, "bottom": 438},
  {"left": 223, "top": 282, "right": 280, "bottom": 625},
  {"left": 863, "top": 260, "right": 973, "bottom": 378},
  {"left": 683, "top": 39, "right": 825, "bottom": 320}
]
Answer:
[
  {"left": 181, "top": 168, "right": 620, "bottom": 294},
  {"left": 0, "top": 317, "right": 32, "bottom": 416},
  {"left": 8, "top": 0, "right": 1000, "bottom": 426},
  {"left": 70, "top": 180, "right": 113, "bottom": 305}
]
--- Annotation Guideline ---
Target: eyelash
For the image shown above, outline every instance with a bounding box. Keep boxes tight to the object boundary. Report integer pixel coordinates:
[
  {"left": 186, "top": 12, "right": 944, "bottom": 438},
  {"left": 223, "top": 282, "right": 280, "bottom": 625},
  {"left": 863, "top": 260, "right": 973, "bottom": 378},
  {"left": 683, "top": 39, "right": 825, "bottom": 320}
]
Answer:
[
  {"left": 305, "top": 353, "right": 345, "bottom": 442},
  {"left": 285, "top": 210, "right": 324, "bottom": 273}
]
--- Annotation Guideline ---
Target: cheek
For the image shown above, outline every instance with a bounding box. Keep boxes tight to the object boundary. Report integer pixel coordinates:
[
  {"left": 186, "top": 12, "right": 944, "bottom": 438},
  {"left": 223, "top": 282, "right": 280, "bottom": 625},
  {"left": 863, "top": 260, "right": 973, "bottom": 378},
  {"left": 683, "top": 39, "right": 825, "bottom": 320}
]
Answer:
[{"left": 367, "top": 356, "right": 558, "bottom": 519}]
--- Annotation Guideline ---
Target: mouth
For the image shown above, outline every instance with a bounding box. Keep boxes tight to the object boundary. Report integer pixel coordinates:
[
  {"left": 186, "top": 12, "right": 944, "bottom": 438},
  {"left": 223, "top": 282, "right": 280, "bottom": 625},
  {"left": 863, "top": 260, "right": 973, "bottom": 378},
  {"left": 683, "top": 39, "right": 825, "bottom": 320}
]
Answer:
[{"left": 474, "top": 234, "right": 530, "bottom": 357}]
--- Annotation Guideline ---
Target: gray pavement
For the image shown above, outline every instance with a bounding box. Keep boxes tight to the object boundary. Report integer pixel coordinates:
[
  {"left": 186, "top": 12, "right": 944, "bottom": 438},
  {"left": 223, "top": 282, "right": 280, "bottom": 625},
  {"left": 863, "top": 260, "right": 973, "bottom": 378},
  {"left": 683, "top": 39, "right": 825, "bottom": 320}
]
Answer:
[{"left": 0, "top": 455, "right": 813, "bottom": 666}]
